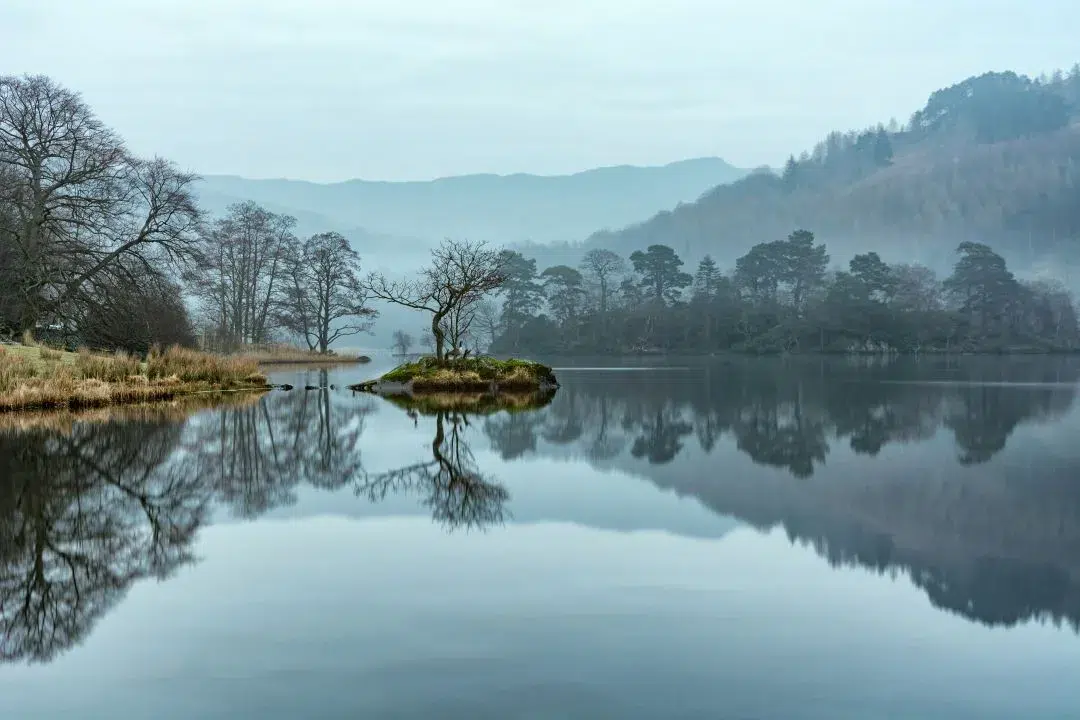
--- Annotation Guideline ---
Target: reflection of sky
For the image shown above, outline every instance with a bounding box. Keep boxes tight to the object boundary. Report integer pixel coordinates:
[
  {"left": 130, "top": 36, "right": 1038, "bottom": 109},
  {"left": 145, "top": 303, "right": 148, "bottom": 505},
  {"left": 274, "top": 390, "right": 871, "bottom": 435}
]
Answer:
[
  {"left": 7, "top": 361, "right": 1080, "bottom": 718},
  {"left": 3, "top": 519, "right": 1079, "bottom": 719}
]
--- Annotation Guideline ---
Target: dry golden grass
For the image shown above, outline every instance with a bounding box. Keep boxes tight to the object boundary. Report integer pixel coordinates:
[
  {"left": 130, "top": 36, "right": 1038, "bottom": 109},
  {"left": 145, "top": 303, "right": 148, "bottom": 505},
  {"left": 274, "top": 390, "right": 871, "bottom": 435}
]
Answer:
[
  {"left": 411, "top": 368, "right": 490, "bottom": 391},
  {"left": 76, "top": 348, "right": 141, "bottom": 382},
  {"left": 235, "top": 343, "right": 370, "bottom": 365},
  {"left": 0, "top": 343, "right": 270, "bottom": 413},
  {"left": 382, "top": 357, "right": 557, "bottom": 392},
  {"left": 147, "top": 345, "right": 265, "bottom": 385}
]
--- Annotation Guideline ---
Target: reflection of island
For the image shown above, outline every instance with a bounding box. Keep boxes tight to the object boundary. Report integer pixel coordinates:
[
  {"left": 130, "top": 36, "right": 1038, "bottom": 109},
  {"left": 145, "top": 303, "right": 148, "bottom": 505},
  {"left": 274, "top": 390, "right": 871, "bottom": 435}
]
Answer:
[
  {"left": 504, "top": 356, "right": 1080, "bottom": 631},
  {"left": 0, "top": 384, "right": 511, "bottom": 664},
  {"left": 357, "top": 409, "right": 509, "bottom": 531}
]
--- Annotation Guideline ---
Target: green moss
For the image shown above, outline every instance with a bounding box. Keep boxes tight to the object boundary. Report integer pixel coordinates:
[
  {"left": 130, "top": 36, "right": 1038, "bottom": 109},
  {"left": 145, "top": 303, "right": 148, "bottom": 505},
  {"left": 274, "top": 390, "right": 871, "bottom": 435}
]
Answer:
[{"left": 373, "top": 356, "right": 558, "bottom": 391}]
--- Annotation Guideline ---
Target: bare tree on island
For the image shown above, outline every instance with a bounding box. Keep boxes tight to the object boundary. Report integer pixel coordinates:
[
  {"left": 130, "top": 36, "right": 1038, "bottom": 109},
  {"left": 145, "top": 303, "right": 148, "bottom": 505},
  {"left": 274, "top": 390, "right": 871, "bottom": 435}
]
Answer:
[
  {"left": 364, "top": 239, "right": 506, "bottom": 363},
  {"left": 278, "top": 232, "right": 377, "bottom": 354}
]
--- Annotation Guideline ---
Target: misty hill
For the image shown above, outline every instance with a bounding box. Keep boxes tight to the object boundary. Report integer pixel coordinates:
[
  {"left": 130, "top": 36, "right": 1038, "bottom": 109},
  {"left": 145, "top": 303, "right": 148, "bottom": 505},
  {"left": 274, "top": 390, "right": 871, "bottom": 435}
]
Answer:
[
  {"left": 587, "top": 68, "right": 1080, "bottom": 274},
  {"left": 197, "top": 157, "right": 746, "bottom": 247}
]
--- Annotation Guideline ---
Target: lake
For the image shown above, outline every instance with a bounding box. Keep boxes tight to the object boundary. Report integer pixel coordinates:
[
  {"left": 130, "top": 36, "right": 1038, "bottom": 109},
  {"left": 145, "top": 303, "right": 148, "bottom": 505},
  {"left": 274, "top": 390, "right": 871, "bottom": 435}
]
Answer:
[{"left": 3, "top": 354, "right": 1080, "bottom": 719}]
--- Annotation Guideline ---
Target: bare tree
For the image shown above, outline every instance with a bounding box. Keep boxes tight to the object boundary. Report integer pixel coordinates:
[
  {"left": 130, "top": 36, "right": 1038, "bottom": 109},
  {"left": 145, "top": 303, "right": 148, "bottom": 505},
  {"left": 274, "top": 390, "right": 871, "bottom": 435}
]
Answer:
[
  {"left": 442, "top": 293, "right": 479, "bottom": 356},
  {"left": 473, "top": 298, "right": 501, "bottom": 351},
  {"left": 278, "top": 231, "right": 376, "bottom": 354},
  {"left": 364, "top": 239, "right": 505, "bottom": 363},
  {"left": 76, "top": 270, "right": 197, "bottom": 354},
  {"left": 580, "top": 248, "right": 627, "bottom": 314},
  {"left": 0, "top": 75, "right": 201, "bottom": 336},
  {"left": 189, "top": 201, "right": 296, "bottom": 350},
  {"left": 391, "top": 330, "right": 414, "bottom": 356}
]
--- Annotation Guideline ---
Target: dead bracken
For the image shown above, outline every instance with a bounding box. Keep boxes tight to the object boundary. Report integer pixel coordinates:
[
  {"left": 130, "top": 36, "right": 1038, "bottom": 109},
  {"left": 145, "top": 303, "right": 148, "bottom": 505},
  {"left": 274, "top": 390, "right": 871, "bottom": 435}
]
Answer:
[{"left": 0, "top": 342, "right": 271, "bottom": 413}]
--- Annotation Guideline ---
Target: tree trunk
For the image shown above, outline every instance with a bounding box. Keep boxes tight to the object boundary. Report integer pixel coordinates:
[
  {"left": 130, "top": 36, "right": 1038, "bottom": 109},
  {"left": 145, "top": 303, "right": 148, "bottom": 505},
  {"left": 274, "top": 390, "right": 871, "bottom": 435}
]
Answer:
[{"left": 432, "top": 309, "right": 448, "bottom": 363}]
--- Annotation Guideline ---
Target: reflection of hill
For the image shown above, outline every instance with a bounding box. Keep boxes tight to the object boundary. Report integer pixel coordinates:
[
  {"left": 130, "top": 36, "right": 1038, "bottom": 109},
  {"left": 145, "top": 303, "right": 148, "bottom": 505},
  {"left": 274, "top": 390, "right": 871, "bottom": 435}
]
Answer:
[{"left": 509, "top": 357, "right": 1080, "bottom": 630}]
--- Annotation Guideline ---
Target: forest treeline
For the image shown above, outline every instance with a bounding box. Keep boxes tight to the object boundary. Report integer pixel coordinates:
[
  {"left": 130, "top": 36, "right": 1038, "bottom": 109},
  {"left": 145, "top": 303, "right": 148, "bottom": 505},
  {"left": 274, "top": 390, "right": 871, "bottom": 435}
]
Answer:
[
  {"left": 480, "top": 231, "right": 1080, "bottom": 355},
  {"left": 0, "top": 74, "right": 376, "bottom": 354},
  {"left": 588, "top": 67, "right": 1080, "bottom": 269}
]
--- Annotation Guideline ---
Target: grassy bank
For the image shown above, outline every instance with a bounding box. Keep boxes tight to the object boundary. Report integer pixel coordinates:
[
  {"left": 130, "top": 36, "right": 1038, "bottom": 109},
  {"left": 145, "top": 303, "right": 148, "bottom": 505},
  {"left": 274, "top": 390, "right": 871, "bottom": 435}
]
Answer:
[
  {"left": 236, "top": 344, "right": 371, "bottom": 365},
  {"left": 358, "top": 356, "right": 558, "bottom": 393},
  {"left": 0, "top": 343, "right": 270, "bottom": 413}
]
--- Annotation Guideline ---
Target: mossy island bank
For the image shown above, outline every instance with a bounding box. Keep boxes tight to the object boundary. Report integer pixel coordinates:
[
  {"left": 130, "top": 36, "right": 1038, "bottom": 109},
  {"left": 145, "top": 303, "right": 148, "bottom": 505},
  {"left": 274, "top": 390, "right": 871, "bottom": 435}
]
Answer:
[{"left": 349, "top": 356, "right": 559, "bottom": 399}]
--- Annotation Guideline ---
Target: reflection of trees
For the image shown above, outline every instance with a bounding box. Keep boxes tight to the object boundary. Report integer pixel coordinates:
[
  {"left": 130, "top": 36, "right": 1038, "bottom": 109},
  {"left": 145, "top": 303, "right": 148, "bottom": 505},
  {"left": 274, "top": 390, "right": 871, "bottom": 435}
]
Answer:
[
  {"left": 945, "top": 383, "right": 1074, "bottom": 465},
  {"left": 358, "top": 411, "right": 509, "bottom": 531},
  {"left": 490, "top": 358, "right": 1080, "bottom": 631},
  {"left": 512, "top": 358, "right": 1078, "bottom": 476},
  {"left": 629, "top": 407, "right": 693, "bottom": 465},
  {"left": 484, "top": 411, "right": 546, "bottom": 461},
  {"left": 0, "top": 384, "right": 376, "bottom": 665},
  {"left": 188, "top": 375, "right": 373, "bottom": 517},
  {"left": 0, "top": 418, "right": 206, "bottom": 663}
]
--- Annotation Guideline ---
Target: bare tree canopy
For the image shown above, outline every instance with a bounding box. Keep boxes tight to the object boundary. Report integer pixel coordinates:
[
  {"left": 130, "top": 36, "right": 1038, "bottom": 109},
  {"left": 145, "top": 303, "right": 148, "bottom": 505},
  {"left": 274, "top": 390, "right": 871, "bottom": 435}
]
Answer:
[
  {"left": 0, "top": 74, "right": 201, "bottom": 336},
  {"left": 580, "top": 248, "right": 627, "bottom": 315},
  {"left": 364, "top": 239, "right": 506, "bottom": 362},
  {"left": 278, "top": 231, "right": 376, "bottom": 353},
  {"left": 188, "top": 201, "right": 296, "bottom": 350},
  {"left": 391, "top": 330, "right": 414, "bottom": 356}
]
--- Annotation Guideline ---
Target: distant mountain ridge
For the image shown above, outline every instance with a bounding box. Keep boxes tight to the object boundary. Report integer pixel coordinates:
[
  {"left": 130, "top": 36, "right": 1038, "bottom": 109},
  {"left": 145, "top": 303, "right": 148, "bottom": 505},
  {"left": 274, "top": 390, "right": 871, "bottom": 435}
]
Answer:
[
  {"left": 196, "top": 157, "right": 746, "bottom": 247},
  {"left": 585, "top": 67, "right": 1080, "bottom": 275}
]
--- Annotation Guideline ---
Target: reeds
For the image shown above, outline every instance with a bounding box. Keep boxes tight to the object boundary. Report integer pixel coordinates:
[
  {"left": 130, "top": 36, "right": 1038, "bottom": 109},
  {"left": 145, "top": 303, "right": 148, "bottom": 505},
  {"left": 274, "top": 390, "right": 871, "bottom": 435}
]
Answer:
[
  {"left": 75, "top": 348, "right": 141, "bottom": 382},
  {"left": 235, "top": 343, "right": 369, "bottom": 365},
  {"left": 147, "top": 345, "right": 265, "bottom": 386},
  {"left": 0, "top": 343, "right": 269, "bottom": 413}
]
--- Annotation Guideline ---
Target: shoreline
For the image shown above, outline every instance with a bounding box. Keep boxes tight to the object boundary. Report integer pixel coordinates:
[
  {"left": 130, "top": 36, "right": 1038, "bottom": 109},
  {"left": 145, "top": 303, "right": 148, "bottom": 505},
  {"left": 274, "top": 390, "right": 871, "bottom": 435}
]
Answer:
[
  {"left": 244, "top": 354, "right": 371, "bottom": 366},
  {"left": 519, "top": 349, "right": 1080, "bottom": 359},
  {"left": 0, "top": 343, "right": 275, "bottom": 415},
  {"left": 0, "top": 382, "right": 272, "bottom": 414}
]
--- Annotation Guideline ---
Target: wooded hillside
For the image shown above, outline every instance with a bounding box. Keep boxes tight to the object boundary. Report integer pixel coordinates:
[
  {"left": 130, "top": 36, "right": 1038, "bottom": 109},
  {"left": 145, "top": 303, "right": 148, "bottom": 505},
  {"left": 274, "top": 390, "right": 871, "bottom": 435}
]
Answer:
[{"left": 588, "top": 68, "right": 1080, "bottom": 274}]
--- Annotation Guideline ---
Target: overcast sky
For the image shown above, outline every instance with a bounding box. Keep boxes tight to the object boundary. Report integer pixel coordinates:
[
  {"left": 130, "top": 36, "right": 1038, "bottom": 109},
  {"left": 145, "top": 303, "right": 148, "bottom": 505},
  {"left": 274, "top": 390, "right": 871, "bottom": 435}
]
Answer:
[{"left": 2, "top": 1, "right": 1078, "bottom": 182}]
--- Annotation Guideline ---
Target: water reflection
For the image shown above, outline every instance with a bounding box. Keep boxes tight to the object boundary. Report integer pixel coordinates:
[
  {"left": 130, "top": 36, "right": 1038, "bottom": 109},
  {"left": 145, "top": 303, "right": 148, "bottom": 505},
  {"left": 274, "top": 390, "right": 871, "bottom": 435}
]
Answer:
[
  {"left": 522, "top": 357, "right": 1080, "bottom": 632},
  {"left": 357, "top": 410, "right": 509, "bottom": 531},
  {"left": 191, "top": 369, "right": 371, "bottom": 516},
  {"left": 0, "top": 414, "right": 204, "bottom": 663},
  {"left": 1, "top": 357, "right": 1080, "bottom": 667},
  {"left": 532, "top": 357, "right": 1079, "bottom": 474}
]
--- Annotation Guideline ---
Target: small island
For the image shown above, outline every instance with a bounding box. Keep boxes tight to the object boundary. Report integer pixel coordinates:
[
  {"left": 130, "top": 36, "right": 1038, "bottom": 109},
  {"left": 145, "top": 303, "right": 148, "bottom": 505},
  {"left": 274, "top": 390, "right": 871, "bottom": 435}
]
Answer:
[
  {"left": 352, "top": 356, "right": 557, "bottom": 394},
  {"left": 352, "top": 238, "right": 560, "bottom": 411}
]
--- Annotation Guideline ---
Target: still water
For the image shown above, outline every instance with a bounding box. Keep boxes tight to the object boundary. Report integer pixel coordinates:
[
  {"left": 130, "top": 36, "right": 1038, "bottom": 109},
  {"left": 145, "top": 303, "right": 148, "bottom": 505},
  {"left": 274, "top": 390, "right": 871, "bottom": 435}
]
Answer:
[{"left": 2, "top": 355, "right": 1080, "bottom": 719}]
